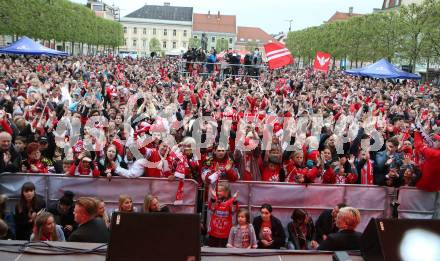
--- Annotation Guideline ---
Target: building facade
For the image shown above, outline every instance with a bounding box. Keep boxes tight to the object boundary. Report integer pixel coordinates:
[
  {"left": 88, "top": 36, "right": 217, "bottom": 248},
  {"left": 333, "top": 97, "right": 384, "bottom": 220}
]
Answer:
[
  {"left": 192, "top": 12, "right": 237, "bottom": 51},
  {"left": 119, "top": 3, "right": 193, "bottom": 57},
  {"left": 87, "top": 0, "right": 119, "bottom": 21},
  {"left": 235, "top": 26, "right": 275, "bottom": 51},
  {"left": 382, "top": 0, "right": 424, "bottom": 10}
]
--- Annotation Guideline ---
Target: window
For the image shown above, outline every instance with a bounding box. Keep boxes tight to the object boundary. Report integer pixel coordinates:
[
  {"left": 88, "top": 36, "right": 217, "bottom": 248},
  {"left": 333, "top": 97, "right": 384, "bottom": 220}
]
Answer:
[
  {"left": 173, "top": 41, "right": 176, "bottom": 49},
  {"left": 183, "top": 42, "right": 187, "bottom": 48},
  {"left": 194, "top": 35, "right": 198, "bottom": 39},
  {"left": 212, "top": 36, "right": 216, "bottom": 42},
  {"left": 123, "top": 27, "right": 127, "bottom": 34},
  {"left": 184, "top": 30, "right": 187, "bottom": 37},
  {"left": 163, "top": 41, "right": 167, "bottom": 48},
  {"left": 124, "top": 38, "right": 127, "bottom": 46},
  {"left": 164, "top": 29, "right": 167, "bottom": 36},
  {"left": 153, "top": 28, "right": 156, "bottom": 35},
  {"left": 132, "top": 39, "right": 137, "bottom": 47},
  {"left": 92, "top": 4, "right": 104, "bottom": 11},
  {"left": 143, "top": 28, "right": 147, "bottom": 35},
  {"left": 173, "top": 29, "right": 177, "bottom": 36},
  {"left": 229, "top": 37, "right": 233, "bottom": 44},
  {"left": 143, "top": 39, "right": 147, "bottom": 48},
  {"left": 133, "top": 27, "right": 137, "bottom": 34}
]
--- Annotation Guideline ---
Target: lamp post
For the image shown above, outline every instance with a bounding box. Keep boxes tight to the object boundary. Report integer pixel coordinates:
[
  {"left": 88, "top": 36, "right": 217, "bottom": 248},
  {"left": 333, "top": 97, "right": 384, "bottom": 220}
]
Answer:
[{"left": 285, "top": 19, "right": 293, "bottom": 32}]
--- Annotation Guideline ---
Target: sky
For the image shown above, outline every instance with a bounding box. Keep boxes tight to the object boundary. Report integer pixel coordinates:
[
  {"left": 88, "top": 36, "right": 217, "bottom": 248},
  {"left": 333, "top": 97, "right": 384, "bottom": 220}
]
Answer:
[{"left": 71, "top": 0, "right": 383, "bottom": 34}]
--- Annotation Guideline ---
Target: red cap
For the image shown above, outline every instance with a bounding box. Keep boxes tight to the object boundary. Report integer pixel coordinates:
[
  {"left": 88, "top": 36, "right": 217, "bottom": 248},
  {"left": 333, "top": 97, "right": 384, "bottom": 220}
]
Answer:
[{"left": 273, "top": 123, "right": 282, "bottom": 133}]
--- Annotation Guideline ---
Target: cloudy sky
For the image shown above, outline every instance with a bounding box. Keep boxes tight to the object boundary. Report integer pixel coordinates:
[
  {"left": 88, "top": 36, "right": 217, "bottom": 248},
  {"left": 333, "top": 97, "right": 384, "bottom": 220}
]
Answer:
[{"left": 72, "top": 0, "right": 383, "bottom": 34}]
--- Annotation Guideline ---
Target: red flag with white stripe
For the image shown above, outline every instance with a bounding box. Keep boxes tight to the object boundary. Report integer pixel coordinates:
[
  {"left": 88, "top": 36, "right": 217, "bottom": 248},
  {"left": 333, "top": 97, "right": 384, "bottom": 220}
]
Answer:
[{"left": 264, "top": 42, "right": 293, "bottom": 70}]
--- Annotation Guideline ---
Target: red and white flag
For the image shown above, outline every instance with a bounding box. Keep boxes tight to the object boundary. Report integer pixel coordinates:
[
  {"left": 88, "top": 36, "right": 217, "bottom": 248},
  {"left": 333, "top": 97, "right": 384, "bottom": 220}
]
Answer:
[
  {"left": 313, "top": 51, "right": 332, "bottom": 72},
  {"left": 264, "top": 42, "right": 293, "bottom": 70}
]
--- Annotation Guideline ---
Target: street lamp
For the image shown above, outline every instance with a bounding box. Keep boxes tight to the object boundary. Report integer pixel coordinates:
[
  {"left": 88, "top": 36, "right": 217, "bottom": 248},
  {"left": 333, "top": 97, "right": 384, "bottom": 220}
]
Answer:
[{"left": 285, "top": 19, "right": 293, "bottom": 32}]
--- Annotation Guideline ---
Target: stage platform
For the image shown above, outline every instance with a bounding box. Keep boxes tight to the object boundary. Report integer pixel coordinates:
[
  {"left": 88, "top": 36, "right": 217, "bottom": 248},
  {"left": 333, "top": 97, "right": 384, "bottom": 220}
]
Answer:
[{"left": 0, "top": 240, "right": 364, "bottom": 261}]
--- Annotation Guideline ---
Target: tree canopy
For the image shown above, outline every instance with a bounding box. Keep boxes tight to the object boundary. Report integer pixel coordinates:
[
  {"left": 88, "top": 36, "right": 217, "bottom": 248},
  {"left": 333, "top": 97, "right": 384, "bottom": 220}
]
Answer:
[
  {"left": 286, "top": 0, "right": 440, "bottom": 71},
  {"left": 0, "top": 0, "right": 123, "bottom": 47}
]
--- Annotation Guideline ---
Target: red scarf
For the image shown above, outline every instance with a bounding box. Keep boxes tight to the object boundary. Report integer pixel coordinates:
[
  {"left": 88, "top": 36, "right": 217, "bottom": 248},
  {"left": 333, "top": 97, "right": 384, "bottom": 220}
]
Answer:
[{"left": 361, "top": 159, "right": 373, "bottom": 185}]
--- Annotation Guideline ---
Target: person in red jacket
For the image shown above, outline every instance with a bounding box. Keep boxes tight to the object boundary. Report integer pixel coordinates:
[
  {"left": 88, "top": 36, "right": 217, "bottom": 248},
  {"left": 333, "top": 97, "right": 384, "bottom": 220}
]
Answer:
[
  {"left": 22, "top": 142, "right": 48, "bottom": 173},
  {"left": 201, "top": 143, "right": 239, "bottom": 186},
  {"left": 284, "top": 150, "right": 318, "bottom": 184},
  {"left": 414, "top": 131, "right": 440, "bottom": 192}
]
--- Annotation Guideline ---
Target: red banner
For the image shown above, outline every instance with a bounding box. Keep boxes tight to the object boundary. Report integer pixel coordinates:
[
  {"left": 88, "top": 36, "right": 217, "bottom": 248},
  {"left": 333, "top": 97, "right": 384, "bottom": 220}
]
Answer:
[{"left": 313, "top": 51, "right": 332, "bottom": 72}]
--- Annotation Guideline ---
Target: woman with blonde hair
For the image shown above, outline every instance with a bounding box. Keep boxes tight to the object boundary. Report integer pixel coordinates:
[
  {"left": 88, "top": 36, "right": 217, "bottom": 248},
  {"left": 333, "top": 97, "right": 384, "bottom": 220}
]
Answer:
[
  {"left": 143, "top": 195, "right": 169, "bottom": 213},
  {"left": 30, "top": 212, "right": 65, "bottom": 241},
  {"left": 317, "top": 207, "right": 362, "bottom": 251},
  {"left": 117, "top": 194, "right": 136, "bottom": 213}
]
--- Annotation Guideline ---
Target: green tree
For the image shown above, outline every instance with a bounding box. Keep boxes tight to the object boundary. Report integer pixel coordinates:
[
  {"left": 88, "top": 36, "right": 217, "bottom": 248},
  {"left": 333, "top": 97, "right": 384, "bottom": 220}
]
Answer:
[
  {"left": 398, "top": 2, "right": 432, "bottom": 72},
  {"left": 0, "top": 0, "right": 123, "bottom": 52},
  {"left": 215, "top": 38, "right": 229, "bottom": 52},
  {"left": 422, "top": 0, "right": 440, "bottom": 63},
  {"left": 189, "top": 37, "right": 201, "bottom": 49},
  {"left": 149, "top": 37, "right": 161, "bottom": 53}
]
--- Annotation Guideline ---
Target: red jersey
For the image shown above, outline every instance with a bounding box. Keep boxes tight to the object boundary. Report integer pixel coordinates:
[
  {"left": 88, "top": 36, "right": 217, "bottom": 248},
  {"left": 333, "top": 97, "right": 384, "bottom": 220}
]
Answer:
[{"left": 208, "top": 197, "right": 238, "bottom": 239}]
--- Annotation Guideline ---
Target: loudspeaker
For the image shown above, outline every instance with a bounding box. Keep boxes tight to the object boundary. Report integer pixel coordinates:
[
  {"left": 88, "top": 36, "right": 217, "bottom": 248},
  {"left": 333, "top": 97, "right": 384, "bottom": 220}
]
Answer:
[
  {"left": 106, "top": 212, "right": 200, "bottom": 261},
  {"left": 361, "top": 218, "right": 440, "bottom": 261}
]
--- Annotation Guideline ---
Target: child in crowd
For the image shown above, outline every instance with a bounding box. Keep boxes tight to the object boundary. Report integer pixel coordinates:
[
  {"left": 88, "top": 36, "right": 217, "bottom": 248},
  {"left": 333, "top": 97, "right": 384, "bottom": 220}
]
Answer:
[
  {"left": 14, "top": 136, "right": 27, "bottom": 160},
  {"left": 227, "top": 208, "right": 257, "bottom": 249},
  {"left": 285, "top": 150, "right": 318, "bottom": 184},
  {"left": 207, "top": 182, "right": 239, "bottom": 247}
]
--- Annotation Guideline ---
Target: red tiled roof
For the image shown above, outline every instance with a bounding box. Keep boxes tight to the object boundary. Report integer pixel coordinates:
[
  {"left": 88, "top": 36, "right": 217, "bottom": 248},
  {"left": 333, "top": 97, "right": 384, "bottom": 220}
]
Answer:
[
  {"left": 193, "top": 13, "right": 236, "bottom": 34},
  {"left": 236, "top": 26, "right": 276, "bottom": 44},
  {"left": 326, "top": 11, "right": 362, "bottom": 23}
]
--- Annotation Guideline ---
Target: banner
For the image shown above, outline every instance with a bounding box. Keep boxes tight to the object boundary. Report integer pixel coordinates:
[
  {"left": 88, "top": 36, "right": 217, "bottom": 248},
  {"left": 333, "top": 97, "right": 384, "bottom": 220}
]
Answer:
[{"left": 314, "top": 51, "right": 332, "bottom": 72}]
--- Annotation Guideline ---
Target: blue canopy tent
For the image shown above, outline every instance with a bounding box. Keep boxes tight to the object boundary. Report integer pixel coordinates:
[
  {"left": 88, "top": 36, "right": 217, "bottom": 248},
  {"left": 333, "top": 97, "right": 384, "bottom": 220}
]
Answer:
[
  {"left": 344, "top": 58, "right": 420, "bottom": 79},
  {"left": 0, "top": 36, "right": 68, "bottom": 56}
]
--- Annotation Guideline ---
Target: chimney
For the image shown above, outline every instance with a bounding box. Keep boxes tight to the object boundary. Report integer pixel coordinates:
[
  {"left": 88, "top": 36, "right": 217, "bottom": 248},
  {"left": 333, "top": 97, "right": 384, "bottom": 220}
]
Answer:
[
  {"left": 208, "top": 10, "right": 210, "bottom": 18},
  {"left": 349, "top": 6, "right": 353, "bottom": 15},
  {"left": 164, "top": 2, "right": 170, "bottom": 6},
  {"left": 217, "top": 11, "right": 220, "bottom": 19}
]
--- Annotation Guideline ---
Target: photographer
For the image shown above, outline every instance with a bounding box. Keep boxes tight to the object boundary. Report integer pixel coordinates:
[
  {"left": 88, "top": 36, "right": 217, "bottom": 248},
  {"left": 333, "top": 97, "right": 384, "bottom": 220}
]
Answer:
[
  {"left": 228, "top": 51, "right": 241, "bottom": 77},
  {"left": 252, "top": 48, "right": 262, "bottom": 77},
  {"left": 182, "top": 48, "right": 195, "bottom": 74}
]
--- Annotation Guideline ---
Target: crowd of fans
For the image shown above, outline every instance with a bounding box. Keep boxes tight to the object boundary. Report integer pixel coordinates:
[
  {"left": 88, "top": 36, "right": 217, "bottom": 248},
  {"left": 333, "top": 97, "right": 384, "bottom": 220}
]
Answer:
[{"left": 0, "top": 53, "right": 439, "bottom": 250}]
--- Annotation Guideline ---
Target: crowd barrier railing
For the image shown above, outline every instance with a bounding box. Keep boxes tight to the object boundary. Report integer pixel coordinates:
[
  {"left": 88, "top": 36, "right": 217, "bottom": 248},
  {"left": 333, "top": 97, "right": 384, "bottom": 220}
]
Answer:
[
  {"left": 225, "top": 182, "right": 396, "bottom": 232},
  {"left": 178, "top": 60, "right": 269, "bottom": 79},
  {"left": 0, "top": 173, "right": 198, "bottom": 214},
  {"left": 397, "top": 187, "right": 440, "bottom": 219},
  {"left": 1, "top": 174, "right": 438, "bottom": 232}
]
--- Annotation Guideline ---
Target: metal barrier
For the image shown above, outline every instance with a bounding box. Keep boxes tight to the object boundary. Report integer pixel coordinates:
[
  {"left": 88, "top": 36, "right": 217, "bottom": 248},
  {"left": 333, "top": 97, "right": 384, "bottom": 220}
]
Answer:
[
  {"left": 226, "top": 182, "right": 394, "bottom": 232},
  {"left": 178, "top": 60, "right": 269, "bottom": 79},
  {"left": 0, "top": 173, "right": 198, "bottom": 214},
  {"left": 398, "top": 187, "right": 440, "bottom": 219},
  {"left": 2, "top": 174, "right": 439, "bottom": 231}
]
